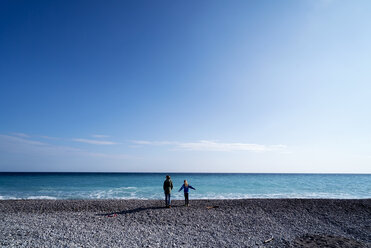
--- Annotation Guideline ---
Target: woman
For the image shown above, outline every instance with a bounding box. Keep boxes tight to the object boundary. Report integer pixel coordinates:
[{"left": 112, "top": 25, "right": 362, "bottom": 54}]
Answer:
[
  {"left": 163, "top": 175, "right": 173, "bottom": 208},
  {"left": 178, "top": 180, "right": 196, "bottom": 206}
]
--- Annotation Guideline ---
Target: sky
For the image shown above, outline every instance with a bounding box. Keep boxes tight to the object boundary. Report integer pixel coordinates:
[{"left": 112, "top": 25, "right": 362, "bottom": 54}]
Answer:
[{"left": 0, "top": 0, "right": 370, "bottom": 173}]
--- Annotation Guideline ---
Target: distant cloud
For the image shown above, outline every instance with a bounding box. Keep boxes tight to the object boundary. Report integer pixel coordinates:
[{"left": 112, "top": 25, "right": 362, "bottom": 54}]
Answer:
[
  {"left": 11, "top": 132, "right": 30, "bottom": 138},
  {"left": 4, "top": 134, "right": 46, "bottom": 146},
  {"left": 132, "top": 140, "right": 175, "bottom": 145},
  {"left": 132, "top": 140, "right": 287, "bottom": 152},
  {"left": 7, "top": 133, "right": 118, "bottom": 145},
  {"left": 73, "top": 138, "right": 118, "bottom": 145},
  {"left": 0, "top": 134, "right": 129, "bottom": 160},
  {"left": 92, "top": 134, "right": 110, "bottom": 138},
  {"left": 0, "top": 134, "right": 77, "bottom": 155},
  {"left": 177, "top": 140, "right": 286, "bottom": 152},
  {"left": 39, "top": 135, "right": 60, "bottom": 140}
]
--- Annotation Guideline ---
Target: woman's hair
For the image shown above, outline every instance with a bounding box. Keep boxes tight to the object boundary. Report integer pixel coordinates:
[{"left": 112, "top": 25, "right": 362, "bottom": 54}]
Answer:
[
  {"left": 184, "top": 180, "right": 188, "bottom": 187},
  {"left": 166, "top": 175, "right": 170, "bottom": 179}
]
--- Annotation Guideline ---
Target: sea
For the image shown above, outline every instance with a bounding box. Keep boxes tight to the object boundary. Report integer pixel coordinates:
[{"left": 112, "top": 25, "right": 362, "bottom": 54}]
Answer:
[{"left": 0, "top": 173, "right": 370, "bottom": 200}]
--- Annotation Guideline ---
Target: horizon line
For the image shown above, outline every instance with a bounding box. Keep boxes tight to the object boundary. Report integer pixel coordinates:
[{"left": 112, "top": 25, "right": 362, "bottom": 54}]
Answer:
[{"left": 0, "top": 171, "right": 370, "bottom": 175}]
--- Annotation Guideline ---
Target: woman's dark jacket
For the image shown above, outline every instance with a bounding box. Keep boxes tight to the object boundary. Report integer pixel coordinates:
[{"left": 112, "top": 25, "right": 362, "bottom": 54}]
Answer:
[{"left": 163, "top": 179, "right": 173, "bottom": 194}]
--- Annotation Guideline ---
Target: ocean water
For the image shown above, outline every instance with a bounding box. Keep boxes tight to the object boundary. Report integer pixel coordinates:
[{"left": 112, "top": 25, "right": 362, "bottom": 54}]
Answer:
[{"left": 0, "top": 173, "right": 370, "bottom": 200}]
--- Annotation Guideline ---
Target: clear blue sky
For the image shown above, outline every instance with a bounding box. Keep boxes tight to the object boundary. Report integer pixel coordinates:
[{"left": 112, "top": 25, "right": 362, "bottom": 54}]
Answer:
[{"left": 0, "top": 0, "right": 370, "bottom": 172}]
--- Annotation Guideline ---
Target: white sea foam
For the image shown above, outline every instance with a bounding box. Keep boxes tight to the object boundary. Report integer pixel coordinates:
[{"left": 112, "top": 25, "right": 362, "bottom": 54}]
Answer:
[
  {"left": 118, "top": 187, "right": 137, "bottom": 190},
  {"left": 186, "top": 192, "right": 364, "bottom": 200},
  {"left": 0, "top": 192, "right": 367, "bottom": 200},
  {"left": 27, "top": 196, "right": 57, "bottom": 200},
  {"left": 0, "top": 195, "right": 21, "bottom": 200}
]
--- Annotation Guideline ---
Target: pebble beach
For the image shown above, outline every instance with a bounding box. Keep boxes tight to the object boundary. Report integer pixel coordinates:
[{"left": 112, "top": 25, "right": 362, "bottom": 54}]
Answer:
[{"left": 0, "top": 199, "right": 370, "bottom": 247}]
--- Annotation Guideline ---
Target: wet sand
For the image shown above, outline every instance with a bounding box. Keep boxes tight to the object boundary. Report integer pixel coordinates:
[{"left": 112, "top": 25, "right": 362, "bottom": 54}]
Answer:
[{"left": 0, "top": 199, "right": 370, "bottom": 247}]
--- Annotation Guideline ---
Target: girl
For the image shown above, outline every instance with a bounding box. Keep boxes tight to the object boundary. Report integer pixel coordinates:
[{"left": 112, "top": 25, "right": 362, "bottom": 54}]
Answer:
[{"left": 178, "top": 180, "right": 196, "bottom": 206}]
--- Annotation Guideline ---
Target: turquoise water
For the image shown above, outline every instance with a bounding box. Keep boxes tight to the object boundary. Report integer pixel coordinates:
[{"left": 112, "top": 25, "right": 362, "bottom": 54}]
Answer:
[{"left": 0, "top": 173, "right": 370, "bottom": 200}]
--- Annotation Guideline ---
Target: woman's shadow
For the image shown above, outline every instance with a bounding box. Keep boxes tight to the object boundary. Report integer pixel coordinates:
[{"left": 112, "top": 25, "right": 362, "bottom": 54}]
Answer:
[{"left": 97, "top": 205, "right": 179, "bottom": 217}]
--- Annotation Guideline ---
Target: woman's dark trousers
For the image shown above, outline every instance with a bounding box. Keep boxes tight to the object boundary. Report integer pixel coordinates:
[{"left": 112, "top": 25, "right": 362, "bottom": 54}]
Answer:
[{"left": 165, "top": 193, "right": 171, "bottom": 207}]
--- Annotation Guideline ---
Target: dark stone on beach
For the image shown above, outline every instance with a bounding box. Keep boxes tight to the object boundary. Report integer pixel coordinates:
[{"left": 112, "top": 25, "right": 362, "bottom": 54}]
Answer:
[{"left": 0, "top": 199, "right": 370, "bottom": 247}]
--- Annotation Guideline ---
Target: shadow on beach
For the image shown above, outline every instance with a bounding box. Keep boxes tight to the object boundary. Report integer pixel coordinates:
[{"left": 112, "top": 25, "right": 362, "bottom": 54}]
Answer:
[{"left": 97, "top": 205, "right": 181, "bottom": 217}]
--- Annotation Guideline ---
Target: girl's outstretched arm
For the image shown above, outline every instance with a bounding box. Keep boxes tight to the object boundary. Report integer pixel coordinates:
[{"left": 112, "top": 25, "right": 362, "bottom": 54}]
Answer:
[
  {"left": 178, "top": 184, "right": 184, "bottom": 192},
  {"left": 189, "top": 185, "right": 196, "bottom": 190}
]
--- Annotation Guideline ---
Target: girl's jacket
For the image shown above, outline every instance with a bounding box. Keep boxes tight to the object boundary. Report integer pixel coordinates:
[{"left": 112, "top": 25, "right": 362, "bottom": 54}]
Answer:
[{"left": 178, "top": 184, "right": 196, "bottom": 193}]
